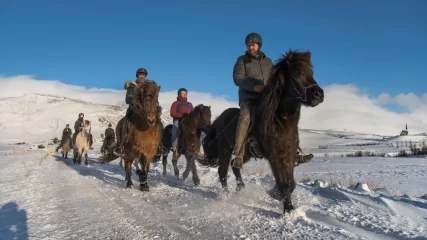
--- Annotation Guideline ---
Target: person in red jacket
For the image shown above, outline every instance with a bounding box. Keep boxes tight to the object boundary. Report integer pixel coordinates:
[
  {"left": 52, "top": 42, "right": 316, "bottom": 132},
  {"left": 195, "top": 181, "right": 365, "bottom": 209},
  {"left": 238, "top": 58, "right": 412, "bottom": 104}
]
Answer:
[{"left": 170, "top": 88, "right": 193, "bottom": 156}]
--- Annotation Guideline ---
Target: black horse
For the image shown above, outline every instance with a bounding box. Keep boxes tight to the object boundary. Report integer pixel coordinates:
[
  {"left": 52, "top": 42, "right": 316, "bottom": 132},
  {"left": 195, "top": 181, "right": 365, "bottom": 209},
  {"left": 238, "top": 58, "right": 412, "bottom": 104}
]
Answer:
[{"left": 199, "top": 50, "right": 324, "bottom": 213}]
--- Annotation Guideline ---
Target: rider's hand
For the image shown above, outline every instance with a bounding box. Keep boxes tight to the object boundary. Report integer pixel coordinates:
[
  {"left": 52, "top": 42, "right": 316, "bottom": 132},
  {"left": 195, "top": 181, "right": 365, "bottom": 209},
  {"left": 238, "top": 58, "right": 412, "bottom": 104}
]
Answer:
[{"left": 253, "top": 85, "right": 265, "bottom": 93}]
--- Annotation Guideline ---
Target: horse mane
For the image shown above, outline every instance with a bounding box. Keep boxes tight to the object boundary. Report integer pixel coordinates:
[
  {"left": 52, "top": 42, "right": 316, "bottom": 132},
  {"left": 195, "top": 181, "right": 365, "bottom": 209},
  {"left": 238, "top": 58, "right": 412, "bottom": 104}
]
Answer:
[
  {"left": 181, "top": 104, "right": 205, "bottom": 129},
  {"left": 132, "top": 80, "right": 159, "bottom": 114},
  {"left": 258, "top": 50, "right": 312, "bottom": 134}
]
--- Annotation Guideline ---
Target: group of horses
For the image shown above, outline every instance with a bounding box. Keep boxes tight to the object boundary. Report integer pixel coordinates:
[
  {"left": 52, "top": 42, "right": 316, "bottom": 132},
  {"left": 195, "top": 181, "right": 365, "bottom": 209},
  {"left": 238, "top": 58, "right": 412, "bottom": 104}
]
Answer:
[
  {"left": 57, "top": 50, "right": 324, "bottom": 214},
  {"left": 106, "top": 50, "right": 325, "bottom": 214}
]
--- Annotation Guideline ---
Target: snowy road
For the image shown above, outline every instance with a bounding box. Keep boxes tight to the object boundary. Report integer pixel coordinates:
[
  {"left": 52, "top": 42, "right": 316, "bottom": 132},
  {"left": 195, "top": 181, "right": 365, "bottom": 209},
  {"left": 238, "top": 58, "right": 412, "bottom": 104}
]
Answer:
[{"left": 1, "top": 143, "right": 426, "bottom": 239}]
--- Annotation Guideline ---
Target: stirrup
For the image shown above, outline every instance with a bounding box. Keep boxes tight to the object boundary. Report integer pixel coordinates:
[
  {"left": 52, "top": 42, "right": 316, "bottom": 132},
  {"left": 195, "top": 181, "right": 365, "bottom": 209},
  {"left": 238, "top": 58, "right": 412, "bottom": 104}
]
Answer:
[{"left": 247, "top": 138, "right": 263, "bottom": 159}]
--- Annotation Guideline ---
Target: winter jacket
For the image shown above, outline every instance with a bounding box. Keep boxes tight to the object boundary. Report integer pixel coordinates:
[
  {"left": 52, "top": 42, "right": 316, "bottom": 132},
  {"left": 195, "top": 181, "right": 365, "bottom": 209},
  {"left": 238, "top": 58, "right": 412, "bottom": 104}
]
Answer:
[
  {"left": 104, "top": 127, "right": 115, "bottom": 141},
  {"left": 170, "top": 97, "right": 193, "bottom": 120},
  {"left": 233, "top": 51, "right": 274, "bottom": 103},
  {"left": 62, "top": 128, "right": 72, "bottom": 138},
  {"left": 74, "top": 117, "right": 84, "bottom": 132}
]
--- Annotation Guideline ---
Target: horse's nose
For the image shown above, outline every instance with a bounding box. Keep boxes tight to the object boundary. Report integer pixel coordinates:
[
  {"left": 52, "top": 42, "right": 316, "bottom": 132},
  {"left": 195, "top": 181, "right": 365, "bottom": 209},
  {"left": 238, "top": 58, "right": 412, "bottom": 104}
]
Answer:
[
  {"left": 147, "top": 119, "right": 155, "bottom": 126},
  {"left": 314, "top": 89, "right": 324, "bottom": 99}
]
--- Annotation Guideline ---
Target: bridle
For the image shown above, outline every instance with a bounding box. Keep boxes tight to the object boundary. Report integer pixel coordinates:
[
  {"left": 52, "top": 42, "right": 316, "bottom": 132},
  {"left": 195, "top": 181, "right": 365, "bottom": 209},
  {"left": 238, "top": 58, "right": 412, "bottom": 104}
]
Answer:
[{"left": 288, "top": 73, "right": 318, "bottom": 102}]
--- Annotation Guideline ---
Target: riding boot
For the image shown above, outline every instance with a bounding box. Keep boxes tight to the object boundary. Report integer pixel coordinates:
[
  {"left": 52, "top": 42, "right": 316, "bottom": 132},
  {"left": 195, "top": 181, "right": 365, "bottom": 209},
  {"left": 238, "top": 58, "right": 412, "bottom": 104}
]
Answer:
[{"left": 232, "top": 101, "right": 251, "bottom": 169}]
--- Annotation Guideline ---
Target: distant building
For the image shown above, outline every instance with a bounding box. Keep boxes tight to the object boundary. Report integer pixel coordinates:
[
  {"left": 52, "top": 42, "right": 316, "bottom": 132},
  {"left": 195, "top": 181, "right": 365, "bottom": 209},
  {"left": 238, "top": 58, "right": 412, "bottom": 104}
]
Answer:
[{"left": 400, "top": 124, "right": 408, "bottom": 136}]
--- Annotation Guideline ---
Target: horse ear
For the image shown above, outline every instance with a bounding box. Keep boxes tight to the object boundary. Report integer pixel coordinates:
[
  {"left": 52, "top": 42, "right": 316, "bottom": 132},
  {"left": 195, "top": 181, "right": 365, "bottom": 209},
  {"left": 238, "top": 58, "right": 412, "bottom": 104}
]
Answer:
[
  {"left": 208, "top": 106, "right": 211, "bottom": 109},
  {"left": 304, "top": 51, "right": 311, "bottom": 60}
]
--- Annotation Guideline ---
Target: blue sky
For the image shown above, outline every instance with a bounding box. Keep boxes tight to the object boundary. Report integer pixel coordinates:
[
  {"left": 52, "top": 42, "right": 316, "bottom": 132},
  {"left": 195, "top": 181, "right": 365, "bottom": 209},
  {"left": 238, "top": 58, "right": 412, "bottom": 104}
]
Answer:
[{"left": 1, "top": 0, "right": 426, "bottom": 105}]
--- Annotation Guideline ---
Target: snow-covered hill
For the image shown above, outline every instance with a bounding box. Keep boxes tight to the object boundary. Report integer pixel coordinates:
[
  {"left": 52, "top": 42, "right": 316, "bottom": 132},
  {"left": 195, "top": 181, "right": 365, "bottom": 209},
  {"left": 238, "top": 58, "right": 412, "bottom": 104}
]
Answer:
[
  {"left": 1, "top": 93, "right": 427, "bottom": 239},
  {"left": 0, "top": 93, "right": 175, "bottom": 142}
]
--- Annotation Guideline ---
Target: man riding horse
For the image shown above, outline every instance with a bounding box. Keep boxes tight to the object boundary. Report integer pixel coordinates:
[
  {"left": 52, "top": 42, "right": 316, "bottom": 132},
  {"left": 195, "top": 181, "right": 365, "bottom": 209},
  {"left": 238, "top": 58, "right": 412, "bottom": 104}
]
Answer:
[
  {"left": 73, "top": 113, "right": 93, "bottom": 150},
  {"left": 55, "top": 123, "right": 72, "bottom": 152},
  {"left": 101, "top": 123, "right": 115, "bottom": 154},
  {"left": 170, "top": 88, "right": 194, "bottom": 159},
  {"left": 118, "top": 68, "right": 163, "bottom": 154},
  {"left": 232, "top": 32, "right": 312, "bottom": 169}
]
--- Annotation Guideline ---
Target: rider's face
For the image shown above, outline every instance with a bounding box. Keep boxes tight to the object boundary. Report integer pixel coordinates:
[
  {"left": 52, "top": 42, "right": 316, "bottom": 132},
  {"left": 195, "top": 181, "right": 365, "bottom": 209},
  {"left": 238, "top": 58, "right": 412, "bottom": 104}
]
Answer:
[
  {"left": 246, "top": 43, "right": 259, "bottom": 54},
  {"left": 180, "top": 91, "right": 187, "bottom": 98}
]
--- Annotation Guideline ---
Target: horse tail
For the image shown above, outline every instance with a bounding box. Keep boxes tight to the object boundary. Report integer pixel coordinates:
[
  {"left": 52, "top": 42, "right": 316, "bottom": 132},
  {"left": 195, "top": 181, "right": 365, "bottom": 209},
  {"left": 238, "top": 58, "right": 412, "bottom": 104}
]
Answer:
[{"left": 198, "top": 122, "right": 220, "bottom": 167}]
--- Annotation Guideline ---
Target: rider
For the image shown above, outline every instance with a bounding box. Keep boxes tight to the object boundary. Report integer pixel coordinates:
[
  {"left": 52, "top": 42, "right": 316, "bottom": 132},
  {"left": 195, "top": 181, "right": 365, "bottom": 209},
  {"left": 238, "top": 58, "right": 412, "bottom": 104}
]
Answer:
[
  {"left": 116, "top": 68, "right": 163, "bottom": 153},
  {"left": 101, "top": 123, "right": 115, "bottom": 154},
  {"left": 170, "top": 88, "right": 193, "bottom": 158},
  {"left": 72, "top": 113, "right": 94, "bottom": 150},
  {"left": 55, "top": 124, "right": 73, "bottom": 152},
  {"left": 231, "top": 32, "right": 274, "bottom": 169}
]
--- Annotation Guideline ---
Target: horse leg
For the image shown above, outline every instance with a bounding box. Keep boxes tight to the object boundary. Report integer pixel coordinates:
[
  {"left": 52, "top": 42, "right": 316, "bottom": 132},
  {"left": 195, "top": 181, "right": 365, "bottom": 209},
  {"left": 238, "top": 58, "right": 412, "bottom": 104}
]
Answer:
[
  {"left": 182, "top": 155, "right": 191, "bottom": 181},
  {"left": 124, "top": 158, "right": 133, "bottom": 188},
  {"left": 162, "top": 153, "right": 168, "bottom": 176},
  {"left": 218, "top": 148, "right": 232, "bottom": 192},
  {"left": 172, "top": 154, "right": 180, "bottom": 179},
  {"left": 84, "top": 151, "right": 88, "bottom": 165},
  {"left": 269, "top": 157, "right": 295, "bottom": 213},
  {"left": 232, "top": 167, "right": 245, "bottom": 192},
  {"left": 139, "top": 156, "right": 149, "bottom": 192},
  {"left": 188, "top": 153, "right": 200, "bottom": 187},
  {"left": 133, "top": 158, "right": 142, "bottom": 176}
]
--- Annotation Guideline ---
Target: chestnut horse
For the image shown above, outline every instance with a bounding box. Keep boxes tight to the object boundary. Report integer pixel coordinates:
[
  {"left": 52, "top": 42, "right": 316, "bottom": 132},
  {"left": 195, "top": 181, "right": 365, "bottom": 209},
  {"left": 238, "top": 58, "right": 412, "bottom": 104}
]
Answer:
[
  {"left": 199, "top": 50, "right": 324, "bottom": 213},
  {"left": 121, "top": 80, "right": 162, "bottom": 191}
]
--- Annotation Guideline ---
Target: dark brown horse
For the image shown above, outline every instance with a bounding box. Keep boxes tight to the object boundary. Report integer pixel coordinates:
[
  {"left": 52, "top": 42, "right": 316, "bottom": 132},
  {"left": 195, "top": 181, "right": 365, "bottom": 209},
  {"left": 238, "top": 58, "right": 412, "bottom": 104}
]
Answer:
[
  {"left": 120, "top": 80, "right": 162, "bottom": 191},
  {"left": 169, "top": 104, "right": 211, "bottom": 186},
  {"left": 199, "top": 50, "right": 324, "bottom": 213}
]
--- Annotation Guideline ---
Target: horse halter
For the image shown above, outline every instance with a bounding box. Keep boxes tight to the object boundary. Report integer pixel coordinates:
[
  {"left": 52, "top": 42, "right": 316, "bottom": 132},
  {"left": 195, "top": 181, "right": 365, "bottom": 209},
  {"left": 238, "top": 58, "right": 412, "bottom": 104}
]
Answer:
[{"left": 288, "top": 75, "right": 318, "bottom": 102}]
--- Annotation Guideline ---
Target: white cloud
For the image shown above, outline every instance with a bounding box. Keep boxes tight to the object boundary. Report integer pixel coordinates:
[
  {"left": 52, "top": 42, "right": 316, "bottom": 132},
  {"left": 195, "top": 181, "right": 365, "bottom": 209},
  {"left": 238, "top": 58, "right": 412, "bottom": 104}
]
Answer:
[
  {"left": 0, "top": 75, "right": 238, "bottom": 117},
  {"left": 1, "top": 75, "right": 426, "bottom": 136}
]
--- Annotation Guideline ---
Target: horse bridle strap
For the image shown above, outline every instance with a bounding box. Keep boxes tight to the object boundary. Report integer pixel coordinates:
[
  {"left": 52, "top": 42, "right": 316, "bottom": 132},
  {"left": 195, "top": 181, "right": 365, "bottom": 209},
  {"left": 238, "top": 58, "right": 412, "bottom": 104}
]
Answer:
[{"left": 289, "top": 77, "right": 318, "bottom": 102}]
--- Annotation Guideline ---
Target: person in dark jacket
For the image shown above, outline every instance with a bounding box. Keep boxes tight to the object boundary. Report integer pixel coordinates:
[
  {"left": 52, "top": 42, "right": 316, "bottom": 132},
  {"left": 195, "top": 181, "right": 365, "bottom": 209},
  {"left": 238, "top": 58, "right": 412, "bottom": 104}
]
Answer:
[
  {"left": 72, "top": 113, "right": 93, "bottom": 150},
  {"left": 231, "top": 32, "right": 274, "bottom": 169},
  {"left": 117, "top": 68, "right": 163, "bottom": 153},
  {"left": 55, "top": 124, "right": 73, "bottom": 152},
  {"left": 170, "top": 88, "right": 193, "bottom": 157},
  {"left": 101, "top": 123, "right": 115, "bottom": 154}
]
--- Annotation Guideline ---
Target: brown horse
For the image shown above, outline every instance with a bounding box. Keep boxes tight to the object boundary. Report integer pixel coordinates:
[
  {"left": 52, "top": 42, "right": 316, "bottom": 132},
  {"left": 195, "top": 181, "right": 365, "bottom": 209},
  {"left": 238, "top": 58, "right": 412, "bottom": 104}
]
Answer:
[
  {"left": 121, "top": 80, "right": 162, "bottom": 191},
  {"left": 199, "top": 50, "right": 324, "bottom": 213},
  {"left": 165, "top": 105, "right": 211, "bottom": 186}
]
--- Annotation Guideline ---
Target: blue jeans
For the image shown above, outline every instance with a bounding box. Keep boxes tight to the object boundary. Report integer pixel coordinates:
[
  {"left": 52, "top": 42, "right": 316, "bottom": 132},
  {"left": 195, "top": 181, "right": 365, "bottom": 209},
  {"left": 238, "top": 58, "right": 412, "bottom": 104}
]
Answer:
[{"left": 171, "top": 119, "right": 180, "bottom": 149}]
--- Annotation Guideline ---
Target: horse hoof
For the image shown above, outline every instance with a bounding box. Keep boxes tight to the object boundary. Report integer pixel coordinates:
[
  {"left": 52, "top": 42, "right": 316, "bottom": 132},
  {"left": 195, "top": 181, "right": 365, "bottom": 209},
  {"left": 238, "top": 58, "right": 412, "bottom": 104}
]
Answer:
[
  {"left": 85, "top": 162, "right": 88, "bottom": 166},
  {"left": 140, "top": 184, "right": 149, "bottom": 192},
  {"left": 236, "top": 182, "right": 245, "bottom": 192},
  {"left": 267, "top": 187, "right": 284, "bottom": 201},
  {"left": 162, "top": 170, "right": 167, "bottom": 176},
  {"left": 283, "top": 204, "right": 295, "bottom": 213},
  {"left": 136, "top": 169, "right": 142, "bottom": 176},
  {"left": 194, "top": 180, "right": 200, "bottom": 187},
  {"left": 223, "top": 187, "right": 229, "bottom": 193},
  {"left": 126, "top": 183, "right": 132, "bottom": 188}
]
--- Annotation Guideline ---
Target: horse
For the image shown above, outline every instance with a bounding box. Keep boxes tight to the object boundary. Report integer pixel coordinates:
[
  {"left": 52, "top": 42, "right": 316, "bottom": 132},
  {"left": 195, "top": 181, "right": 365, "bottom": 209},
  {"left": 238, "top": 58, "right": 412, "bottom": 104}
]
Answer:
[
  {"left": 164, "top": 104, "right": 211, "bottom": 186},
  {"left": 61, "top": 136, "right": 72, "bottom": 159},
  {"left": 73, "top": 120, "right": 91, "bottom": 165},
  {"left": 198, "top": 50, "right": 324, "bottom": 213},
  {"left": 121, "top": 80, "right": 162, "bottom": 191}
]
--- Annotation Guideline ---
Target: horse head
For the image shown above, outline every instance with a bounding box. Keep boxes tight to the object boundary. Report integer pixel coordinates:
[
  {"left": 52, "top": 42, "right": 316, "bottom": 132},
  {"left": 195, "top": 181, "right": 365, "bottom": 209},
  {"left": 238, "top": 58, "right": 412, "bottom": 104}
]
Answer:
[
  {"left": 260, "top": 50, "right": 324, "bottom": 126},
  {"left": 280, "top": 50, "right": 324, "bottom": 107},
  {"left": 83, "top": 120, "right": 91, "bottom": 137},
  {"left": 132, "top": 80, "right": 161, "bottom": 127},
  {"left": 196, "top": 104, "right": 212, "bottom": 129}
]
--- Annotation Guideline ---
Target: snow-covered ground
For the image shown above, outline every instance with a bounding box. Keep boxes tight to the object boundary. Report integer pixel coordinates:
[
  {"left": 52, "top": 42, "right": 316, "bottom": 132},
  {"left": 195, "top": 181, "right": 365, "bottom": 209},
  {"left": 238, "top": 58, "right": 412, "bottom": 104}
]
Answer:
[{"left": 1, "top": 94, "right": 427, "bottom": 239}]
